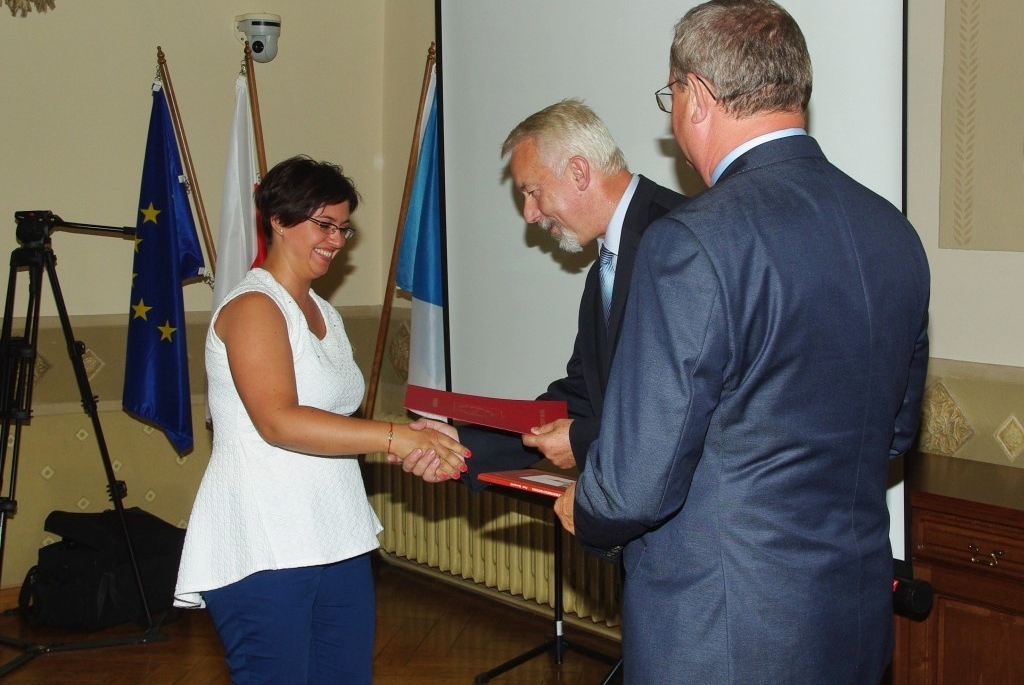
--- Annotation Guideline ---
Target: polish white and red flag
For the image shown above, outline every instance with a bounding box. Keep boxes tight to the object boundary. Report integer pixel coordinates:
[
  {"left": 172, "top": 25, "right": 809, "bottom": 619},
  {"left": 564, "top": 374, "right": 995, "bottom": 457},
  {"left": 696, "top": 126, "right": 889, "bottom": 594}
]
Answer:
[{"left": 211, "top": 73, "right": 265, "bottom": 313}]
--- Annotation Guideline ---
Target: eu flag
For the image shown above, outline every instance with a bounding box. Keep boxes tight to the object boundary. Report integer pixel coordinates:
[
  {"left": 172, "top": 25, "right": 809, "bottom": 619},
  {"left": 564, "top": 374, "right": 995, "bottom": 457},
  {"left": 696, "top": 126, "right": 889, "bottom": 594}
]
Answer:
[{"left": 123, "top": 82, "right": 205, "bottom": 454}]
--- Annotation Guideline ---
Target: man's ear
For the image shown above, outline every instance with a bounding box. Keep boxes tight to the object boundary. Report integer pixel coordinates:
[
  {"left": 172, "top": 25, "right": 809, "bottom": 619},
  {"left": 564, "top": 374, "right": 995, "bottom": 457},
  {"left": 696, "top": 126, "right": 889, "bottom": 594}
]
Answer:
[
  {"left": 567, "top": 156, "right": 591, "bottom": 191},
  {"left": 688, "top": 74, "right": 712, "bottom": 124}
]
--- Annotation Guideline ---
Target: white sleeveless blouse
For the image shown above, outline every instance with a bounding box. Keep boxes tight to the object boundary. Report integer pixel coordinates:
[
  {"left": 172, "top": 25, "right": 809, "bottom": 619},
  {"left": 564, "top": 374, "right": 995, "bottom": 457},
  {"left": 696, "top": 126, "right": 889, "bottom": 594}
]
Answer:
[{"left": 174, "top": 268, "right": 382, "bottom": 608}]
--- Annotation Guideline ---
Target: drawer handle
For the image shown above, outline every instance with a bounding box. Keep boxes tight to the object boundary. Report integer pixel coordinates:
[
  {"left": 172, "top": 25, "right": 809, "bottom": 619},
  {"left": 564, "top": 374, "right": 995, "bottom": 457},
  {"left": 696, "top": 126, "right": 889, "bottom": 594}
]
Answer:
[{"left": 968, "top": 543, "right": 1005, "bottom": 567}]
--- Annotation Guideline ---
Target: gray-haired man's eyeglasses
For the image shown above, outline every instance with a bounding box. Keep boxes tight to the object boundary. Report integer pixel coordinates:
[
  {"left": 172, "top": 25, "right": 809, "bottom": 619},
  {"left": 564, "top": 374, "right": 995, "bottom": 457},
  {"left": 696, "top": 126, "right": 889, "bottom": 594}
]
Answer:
[{"left": 655, "top": 75, "right": 719, "bottom": 113}]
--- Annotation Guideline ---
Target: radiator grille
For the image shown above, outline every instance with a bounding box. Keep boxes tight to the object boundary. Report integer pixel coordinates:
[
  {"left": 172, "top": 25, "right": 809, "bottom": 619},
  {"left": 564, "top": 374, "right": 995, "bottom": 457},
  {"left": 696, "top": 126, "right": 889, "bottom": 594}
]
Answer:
[{"left": 366, "top": 418, "right": 621, "bottom": 628}]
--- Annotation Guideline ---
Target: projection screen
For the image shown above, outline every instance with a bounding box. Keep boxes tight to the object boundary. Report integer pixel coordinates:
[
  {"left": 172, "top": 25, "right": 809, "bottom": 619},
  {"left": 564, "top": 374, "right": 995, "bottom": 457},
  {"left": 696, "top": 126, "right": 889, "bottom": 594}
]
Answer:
[{"left": 436, "top": 0, "right": 907, "bottom": 558}]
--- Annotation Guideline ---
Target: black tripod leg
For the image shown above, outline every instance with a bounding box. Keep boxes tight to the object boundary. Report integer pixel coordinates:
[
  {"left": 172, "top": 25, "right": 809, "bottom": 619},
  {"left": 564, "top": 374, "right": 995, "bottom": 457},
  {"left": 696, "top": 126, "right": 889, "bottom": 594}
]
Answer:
[
  {"left": 599, "top": 658, "right": 624, "bottom": 684},
  {"left": 474, "top": 639, "right": 554, "bottom": 684},
  {"left": 0, "top": 247, "right": 45, "bottom": 582},
  {"left": 41, "top": 250, "right": 154, "bottom": 628}
]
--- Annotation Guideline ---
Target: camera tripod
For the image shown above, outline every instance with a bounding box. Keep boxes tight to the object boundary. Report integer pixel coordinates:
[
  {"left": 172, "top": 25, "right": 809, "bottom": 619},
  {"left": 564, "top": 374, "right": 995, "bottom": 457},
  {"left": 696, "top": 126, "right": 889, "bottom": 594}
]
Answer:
[{"left": 0, "top": 211, "right": 169, "bottom": 676}]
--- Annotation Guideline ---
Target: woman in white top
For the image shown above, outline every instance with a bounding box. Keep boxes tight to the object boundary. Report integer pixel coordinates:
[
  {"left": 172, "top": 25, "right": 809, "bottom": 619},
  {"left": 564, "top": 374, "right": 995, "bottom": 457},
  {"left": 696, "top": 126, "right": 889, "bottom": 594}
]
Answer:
[{"left": 174, "top": 156, "right": 469, "bottom": 685}]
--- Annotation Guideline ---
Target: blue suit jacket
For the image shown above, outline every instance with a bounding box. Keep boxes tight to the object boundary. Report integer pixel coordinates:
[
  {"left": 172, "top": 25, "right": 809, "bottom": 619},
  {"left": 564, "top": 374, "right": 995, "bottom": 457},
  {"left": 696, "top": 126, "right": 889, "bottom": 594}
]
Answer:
[
  {"left": 461, "top": 176, "right": 685, "bottom": 490},
  {"left": 574, "top": 136, "right": 930, "bottom": 685}
]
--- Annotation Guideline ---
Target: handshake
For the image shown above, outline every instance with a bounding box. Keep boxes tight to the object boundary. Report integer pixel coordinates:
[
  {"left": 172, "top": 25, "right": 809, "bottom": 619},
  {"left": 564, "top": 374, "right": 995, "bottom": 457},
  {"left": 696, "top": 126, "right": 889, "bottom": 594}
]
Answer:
[{"left": 383, "top": 417, "right": 469, "bottom": 483}]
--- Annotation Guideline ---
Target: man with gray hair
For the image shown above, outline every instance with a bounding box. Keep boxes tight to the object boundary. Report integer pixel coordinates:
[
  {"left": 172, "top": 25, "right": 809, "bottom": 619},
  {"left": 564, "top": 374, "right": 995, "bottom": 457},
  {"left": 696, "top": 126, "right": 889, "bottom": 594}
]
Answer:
[
  {"left": 555, "top": 2, "right": 930, "bottom": 684},
  {"left": 405, "top": 99, "right": 685, "bottom": 485}
]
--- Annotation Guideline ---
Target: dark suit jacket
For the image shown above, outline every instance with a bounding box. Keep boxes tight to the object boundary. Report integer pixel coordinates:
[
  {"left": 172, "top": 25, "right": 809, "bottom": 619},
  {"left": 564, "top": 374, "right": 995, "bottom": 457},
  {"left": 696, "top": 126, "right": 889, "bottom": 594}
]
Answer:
[
  {"left": 461, "top": 175, "right": 685, "bottom": 491},
  {"left": 573, "top": 136, "right": 930, "bottom": 685}
]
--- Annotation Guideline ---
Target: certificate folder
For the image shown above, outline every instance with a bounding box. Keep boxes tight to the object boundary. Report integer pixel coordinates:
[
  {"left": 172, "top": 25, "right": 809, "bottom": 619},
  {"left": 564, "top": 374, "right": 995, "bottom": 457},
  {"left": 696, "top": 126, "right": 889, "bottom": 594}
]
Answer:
[
  {"left": 477, "top": 468, "right": 576, "bottom": 498},
  {"left": 403, "top": 384, "right": 567, "bottom": 434}
]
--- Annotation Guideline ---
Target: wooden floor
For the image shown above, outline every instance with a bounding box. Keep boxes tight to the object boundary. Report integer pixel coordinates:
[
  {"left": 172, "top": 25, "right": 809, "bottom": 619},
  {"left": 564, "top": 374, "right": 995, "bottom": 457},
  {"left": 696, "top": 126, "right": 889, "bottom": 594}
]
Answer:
[{"left": 0, "top": 557, "right": 621, "bottom": 684}]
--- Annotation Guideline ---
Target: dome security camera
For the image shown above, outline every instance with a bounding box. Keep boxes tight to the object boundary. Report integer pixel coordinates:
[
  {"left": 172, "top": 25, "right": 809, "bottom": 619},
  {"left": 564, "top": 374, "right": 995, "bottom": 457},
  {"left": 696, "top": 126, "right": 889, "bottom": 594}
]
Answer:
[{"left": 235, "top": 13, "right": 281, "bottom": 63}]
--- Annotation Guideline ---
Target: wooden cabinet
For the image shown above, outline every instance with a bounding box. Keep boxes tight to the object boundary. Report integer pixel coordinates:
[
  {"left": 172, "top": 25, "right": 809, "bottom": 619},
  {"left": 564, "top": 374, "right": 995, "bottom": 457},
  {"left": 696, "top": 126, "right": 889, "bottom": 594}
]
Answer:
[{"left": 892, "top": 454, "right": 1024, "bottom": 685}]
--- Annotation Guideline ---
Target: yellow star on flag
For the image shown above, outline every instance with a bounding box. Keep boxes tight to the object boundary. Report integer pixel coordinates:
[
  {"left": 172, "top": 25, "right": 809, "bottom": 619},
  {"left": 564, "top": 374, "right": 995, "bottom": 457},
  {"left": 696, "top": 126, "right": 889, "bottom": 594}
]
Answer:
[
  {"left": 140, "top": 202, "right": 161, "bottom": 224},
  {"left": 158, "top": 320, "right": 177, "bottom": 342},
  {"left": 132, "top": 298, "right": 153, "bottom": 321}
]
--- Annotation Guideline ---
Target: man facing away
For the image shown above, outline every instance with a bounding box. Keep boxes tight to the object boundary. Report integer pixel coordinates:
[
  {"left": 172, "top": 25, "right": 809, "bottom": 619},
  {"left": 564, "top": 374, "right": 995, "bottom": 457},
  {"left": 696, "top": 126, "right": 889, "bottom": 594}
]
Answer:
[
  {"left": 554, "top": 2, "right": 930, "bottom": 684},
  {"left": 401, "top": 99, "right": 685, "bottom": 483}
]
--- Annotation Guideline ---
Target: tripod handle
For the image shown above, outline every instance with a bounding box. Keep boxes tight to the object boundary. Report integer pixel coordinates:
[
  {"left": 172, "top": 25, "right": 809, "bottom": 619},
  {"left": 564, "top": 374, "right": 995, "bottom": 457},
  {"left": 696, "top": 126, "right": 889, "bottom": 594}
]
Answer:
[{"left": 57, "top": 220, "right": 136, "bottom": 237}]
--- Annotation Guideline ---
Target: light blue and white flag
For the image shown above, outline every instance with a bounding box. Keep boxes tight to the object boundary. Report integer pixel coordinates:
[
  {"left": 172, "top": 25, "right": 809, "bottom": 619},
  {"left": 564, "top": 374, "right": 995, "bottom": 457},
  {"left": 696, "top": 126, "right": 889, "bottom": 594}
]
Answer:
[{"left": 396, "top": 68, "right": 446, "bottom": 392}]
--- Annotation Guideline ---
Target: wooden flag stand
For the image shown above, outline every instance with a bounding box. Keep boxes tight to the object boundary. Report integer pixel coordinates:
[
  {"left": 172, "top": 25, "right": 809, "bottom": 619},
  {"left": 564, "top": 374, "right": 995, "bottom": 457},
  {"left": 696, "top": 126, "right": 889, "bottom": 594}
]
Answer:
[
  {"left": 242, "top": 42, "right": 269, "bottom": 180},
  {"left": 362, "top": 44, "right": 436, "bottom": 422},
  {"left": 157, "top": 47, "right": 216, "bottom": 272}
]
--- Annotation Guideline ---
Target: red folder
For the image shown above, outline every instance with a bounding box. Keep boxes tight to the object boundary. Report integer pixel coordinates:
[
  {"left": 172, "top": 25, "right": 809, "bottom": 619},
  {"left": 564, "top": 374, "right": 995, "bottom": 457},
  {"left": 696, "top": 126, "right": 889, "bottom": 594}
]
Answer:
[
  {"left": 403, "top": 385, "right": 568, "bottom": 435},
  {"left": 477, "top": 468, "right": 576, "bottom": 498}
]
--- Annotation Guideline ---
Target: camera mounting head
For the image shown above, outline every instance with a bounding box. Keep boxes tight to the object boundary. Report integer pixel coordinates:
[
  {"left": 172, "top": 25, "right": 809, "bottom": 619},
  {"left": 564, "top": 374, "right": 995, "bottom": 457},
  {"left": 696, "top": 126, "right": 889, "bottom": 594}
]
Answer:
[
  {"left": 14, "top": 210, "right": 59, "bottom": 248},
  {"left": 13, "top": 211, "right": 136, "bottom": 249}
]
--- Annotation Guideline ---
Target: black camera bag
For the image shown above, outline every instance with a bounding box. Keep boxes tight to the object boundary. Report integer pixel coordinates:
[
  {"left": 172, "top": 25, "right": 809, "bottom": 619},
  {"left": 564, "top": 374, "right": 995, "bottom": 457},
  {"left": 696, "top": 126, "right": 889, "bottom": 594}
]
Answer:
[{"left": 18, "top": 507, "right": 185, "bottom": 631}]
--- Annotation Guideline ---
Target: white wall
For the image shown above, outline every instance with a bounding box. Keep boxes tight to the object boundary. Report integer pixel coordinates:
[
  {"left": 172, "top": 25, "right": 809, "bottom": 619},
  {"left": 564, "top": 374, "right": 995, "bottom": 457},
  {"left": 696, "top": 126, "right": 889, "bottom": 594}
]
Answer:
[{"left": 438, "top": 0, "right": 905, "bottom": 399}]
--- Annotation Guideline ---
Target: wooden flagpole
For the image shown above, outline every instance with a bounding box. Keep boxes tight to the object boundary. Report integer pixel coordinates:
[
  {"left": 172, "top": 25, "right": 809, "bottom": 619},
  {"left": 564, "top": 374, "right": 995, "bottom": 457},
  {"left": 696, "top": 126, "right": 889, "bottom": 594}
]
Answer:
[
  {"left": 362, "top": 43, "right": 436, "bottom": 421},
  {"left": 157, "top": 46, "right": 217, "bottom": 270},
  {"left": 243, "top": 42, "right": 269, "bottom": 178}
]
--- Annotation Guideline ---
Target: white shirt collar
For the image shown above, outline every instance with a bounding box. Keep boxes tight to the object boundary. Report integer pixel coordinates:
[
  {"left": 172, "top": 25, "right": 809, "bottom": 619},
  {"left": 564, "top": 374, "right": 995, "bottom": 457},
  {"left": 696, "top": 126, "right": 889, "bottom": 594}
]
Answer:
[{"left": 599, "top": 173, "right": 640, "bottom": 255}]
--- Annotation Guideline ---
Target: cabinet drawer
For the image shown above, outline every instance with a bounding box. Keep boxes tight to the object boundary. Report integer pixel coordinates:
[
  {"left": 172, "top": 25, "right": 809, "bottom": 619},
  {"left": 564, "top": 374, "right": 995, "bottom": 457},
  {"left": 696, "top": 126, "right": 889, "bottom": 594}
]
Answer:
[{"left": 914, "top": 510, "right": 1024, "bottom": 583}]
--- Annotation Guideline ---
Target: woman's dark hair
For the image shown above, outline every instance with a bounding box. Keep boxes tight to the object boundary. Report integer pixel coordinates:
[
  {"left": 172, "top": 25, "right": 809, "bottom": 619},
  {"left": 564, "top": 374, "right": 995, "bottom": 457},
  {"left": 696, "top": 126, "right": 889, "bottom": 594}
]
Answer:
[{"left": 254, "top": 155, "right": 361, "bottom": 240}]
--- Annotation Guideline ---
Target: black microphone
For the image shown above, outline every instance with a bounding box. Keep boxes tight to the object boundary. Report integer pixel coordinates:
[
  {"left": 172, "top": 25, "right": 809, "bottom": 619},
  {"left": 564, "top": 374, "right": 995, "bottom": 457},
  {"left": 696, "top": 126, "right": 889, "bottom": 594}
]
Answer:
[{"left": 892, "top": 575, "right": 932, "bottom": 619}]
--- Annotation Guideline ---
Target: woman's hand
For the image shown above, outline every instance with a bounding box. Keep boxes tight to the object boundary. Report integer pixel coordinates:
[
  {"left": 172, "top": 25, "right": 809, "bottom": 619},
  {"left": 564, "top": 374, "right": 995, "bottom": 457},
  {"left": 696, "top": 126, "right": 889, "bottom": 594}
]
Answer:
[
  {"left": 389, "top": 423, "right": 470, "bottom": 482},
  {"left": 393, "top": 448, "right": 448, "bottom": 483}
]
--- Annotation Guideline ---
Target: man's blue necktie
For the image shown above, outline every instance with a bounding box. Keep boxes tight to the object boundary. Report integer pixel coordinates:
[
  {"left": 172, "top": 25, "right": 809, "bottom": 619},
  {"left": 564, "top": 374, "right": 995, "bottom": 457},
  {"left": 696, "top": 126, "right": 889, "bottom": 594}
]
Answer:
[{"left": 599, "top": 244, "right": 615, "bottom": 320}]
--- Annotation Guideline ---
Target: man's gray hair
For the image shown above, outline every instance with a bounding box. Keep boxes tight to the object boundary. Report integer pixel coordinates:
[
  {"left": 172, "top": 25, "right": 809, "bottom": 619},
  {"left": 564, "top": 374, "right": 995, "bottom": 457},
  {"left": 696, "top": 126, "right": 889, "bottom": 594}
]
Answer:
[
  {"left": 501, "top": 99, "right": 628, "bottom": 175},
  {"left": 670, "top": 0, "right": 812, "bottom": 117}
]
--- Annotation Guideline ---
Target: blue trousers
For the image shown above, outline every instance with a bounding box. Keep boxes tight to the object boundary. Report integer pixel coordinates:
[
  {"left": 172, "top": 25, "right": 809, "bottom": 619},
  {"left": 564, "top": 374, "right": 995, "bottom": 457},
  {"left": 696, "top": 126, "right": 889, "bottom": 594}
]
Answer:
[{"left": 203, "top": 553, "right": 375, "bottom": 685}]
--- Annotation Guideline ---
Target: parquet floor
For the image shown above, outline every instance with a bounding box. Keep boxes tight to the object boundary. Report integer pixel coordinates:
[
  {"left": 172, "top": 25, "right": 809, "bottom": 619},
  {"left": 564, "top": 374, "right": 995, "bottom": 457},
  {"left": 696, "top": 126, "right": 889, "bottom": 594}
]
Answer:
[{"left": 0, "top": 557, "right": 621, "bottom": 684}]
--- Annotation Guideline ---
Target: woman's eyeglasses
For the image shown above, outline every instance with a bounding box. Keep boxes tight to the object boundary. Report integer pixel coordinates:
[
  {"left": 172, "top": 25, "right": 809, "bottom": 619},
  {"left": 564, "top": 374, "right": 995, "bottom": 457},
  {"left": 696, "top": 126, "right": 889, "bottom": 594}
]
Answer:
[{"left": 307, "top": 216, "right": 355, "bottom": 240}]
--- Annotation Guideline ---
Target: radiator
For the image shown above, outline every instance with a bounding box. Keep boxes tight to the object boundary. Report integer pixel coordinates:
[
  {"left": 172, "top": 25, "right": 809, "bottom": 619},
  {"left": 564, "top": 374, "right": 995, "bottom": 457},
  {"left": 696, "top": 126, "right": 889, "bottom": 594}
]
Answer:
[{"left": 366, "top": 417, "right": 622, "bottom": 628}]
